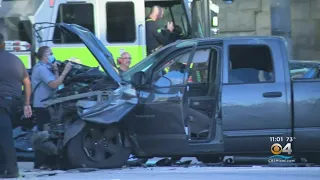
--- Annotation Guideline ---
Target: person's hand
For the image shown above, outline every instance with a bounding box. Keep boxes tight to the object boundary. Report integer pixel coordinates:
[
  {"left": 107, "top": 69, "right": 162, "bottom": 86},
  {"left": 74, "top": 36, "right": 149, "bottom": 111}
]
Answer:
[
  {"left": 24, "top": 105, "right": 32, "bottom": 118},
  {"left": 167, "top": 22, "right": 174, "bottom": 32},
  {"left": 63, "top": 62, "right": 73, "bottom": 74},
  {"left": 52, "top": 62, "right": 58, "bottom": 71}
]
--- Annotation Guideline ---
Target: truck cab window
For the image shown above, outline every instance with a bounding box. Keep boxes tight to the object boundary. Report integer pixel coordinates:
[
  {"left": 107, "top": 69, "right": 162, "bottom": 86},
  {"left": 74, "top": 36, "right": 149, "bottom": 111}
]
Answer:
[
  {"left": 188, "top": 49, "right": 211, "bottom": 84},
  {"left": 153, "top": 49, "right": 211, "bottom": 87},
  {"left": 228, "top": 45, "right": 274, "bottom": 84},
  {"left": 53, "top": 3, "right": 95, "bottom": 44},
  {"left": 153, "top": 51, "right": 191, "bottom": 87},
  {"left": 106, "top": 2, "right": 136, "bottom": 43}
]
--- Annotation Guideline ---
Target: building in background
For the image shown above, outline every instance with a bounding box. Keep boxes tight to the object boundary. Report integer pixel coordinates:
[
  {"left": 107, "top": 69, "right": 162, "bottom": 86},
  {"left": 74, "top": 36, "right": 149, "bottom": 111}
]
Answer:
[{"left": 212, "top": 0, "right": 320, "bottom": 61}]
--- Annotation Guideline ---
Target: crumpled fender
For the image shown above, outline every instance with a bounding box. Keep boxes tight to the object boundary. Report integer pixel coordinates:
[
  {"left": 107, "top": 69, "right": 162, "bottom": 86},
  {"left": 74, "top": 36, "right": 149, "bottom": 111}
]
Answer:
[
  {"left": 63, "top": 120, "right": 86, "bottom": 146},
  {"left": 79, "top": 98, "right": 138, "bottom": 125}
]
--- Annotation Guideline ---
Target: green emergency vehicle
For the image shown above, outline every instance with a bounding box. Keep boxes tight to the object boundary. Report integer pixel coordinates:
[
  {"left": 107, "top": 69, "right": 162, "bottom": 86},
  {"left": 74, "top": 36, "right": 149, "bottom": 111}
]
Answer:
[
  {"left": 0, "top": 0, "right": 225, "bottom": 69},
  {"left": 0, "top": 0, "right": 198, "bottom": 68}
]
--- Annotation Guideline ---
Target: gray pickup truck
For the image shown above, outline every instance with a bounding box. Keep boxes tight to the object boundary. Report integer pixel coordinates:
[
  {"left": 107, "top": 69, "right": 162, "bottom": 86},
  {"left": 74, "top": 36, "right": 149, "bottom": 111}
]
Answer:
[
  {"left": 32, "top": 23, "right": 320, "bottom": 169},
  {"left": 127, "top": 36, "right": 320, "bottom": 163}
]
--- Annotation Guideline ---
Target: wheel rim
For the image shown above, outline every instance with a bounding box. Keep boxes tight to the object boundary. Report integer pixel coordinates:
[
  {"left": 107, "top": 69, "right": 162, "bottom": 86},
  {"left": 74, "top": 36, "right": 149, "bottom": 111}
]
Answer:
[{"left": 82, "top": 126, "right": 121, "bottom": 162}]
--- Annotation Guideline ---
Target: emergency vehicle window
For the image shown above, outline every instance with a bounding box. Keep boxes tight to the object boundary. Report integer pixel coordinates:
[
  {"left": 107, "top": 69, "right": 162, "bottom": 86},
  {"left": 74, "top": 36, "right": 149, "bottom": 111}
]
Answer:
[
  {"left": 106, "top": 2, "right": 136, "bottom": 43},
  {"left": 228, "top": 45, "right": 275, "bottom": 84},
  {"left": 145, "top": 5, "right": 187, "bottom": 35},
  {"left": 53, "top": 3, "right": 95, "bottom": 44}
]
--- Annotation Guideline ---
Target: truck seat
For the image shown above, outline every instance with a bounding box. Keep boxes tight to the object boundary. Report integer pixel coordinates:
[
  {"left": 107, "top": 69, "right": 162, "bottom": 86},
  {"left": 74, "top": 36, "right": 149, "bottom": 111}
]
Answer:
[{"left": 187, "top": 108, "right": 211, "bottom": 135}]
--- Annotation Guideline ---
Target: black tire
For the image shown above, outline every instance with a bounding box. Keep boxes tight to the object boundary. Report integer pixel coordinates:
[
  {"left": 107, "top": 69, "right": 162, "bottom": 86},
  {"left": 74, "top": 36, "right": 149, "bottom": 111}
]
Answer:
[
  {"left": 66, "top": 124, "right": 131, "bottom": 169},
  {"left": 196, "top": 155, "right": 221, "bottom": 164}
]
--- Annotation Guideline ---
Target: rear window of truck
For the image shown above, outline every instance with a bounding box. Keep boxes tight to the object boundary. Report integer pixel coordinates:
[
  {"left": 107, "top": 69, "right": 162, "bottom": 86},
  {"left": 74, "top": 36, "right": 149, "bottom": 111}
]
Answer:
[{"left": 228, "top": 45, "right": 274, "bottom": 84}]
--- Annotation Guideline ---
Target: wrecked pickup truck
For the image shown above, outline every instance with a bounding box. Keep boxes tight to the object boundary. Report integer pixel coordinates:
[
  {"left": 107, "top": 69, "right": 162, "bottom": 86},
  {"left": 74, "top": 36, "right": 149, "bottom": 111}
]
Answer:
[{"left": 31, "top": 23, "right": 320, "bottom": 169}]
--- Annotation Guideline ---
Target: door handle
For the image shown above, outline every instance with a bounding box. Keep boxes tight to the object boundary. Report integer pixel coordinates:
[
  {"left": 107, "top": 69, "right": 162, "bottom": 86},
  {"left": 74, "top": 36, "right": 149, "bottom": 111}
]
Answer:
[{"left": 263, "top": 92, "right": 282, "bottom": 98}]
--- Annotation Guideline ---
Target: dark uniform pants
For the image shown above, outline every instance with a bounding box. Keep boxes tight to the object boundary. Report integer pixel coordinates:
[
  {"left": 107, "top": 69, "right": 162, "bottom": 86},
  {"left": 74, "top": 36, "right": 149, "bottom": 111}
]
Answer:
[{"left": 0, "top": 99, "right": 19, "bottom": 174}]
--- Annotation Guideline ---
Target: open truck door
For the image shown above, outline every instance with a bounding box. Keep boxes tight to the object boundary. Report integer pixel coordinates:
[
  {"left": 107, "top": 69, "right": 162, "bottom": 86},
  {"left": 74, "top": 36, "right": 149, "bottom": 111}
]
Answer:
[{"left": 129, "top": 43, "right": 200, "bottom": 156}]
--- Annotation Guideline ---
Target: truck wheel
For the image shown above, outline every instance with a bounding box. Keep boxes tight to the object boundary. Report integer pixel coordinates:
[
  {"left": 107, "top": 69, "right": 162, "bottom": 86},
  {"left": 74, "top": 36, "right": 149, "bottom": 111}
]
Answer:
[{"left": 66, "top": 124, "right": 131, "bottom": 169}]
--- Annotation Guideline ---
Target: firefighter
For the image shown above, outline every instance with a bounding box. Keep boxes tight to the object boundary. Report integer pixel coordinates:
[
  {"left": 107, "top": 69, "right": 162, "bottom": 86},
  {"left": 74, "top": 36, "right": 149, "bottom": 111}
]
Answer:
[
  {"left": 0, "top": 33, "right": 32, "bottom": 178},
  {"left": 146, "top": 5, "right": 174, "bottom": 55}
]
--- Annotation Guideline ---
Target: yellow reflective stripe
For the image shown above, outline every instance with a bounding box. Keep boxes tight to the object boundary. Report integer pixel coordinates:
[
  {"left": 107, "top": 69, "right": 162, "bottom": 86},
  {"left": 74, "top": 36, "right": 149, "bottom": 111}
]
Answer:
[
  {"left": 196, "top": 71, "right": 202, "bottom": 82},
  {"left": 157, "top": 29, "right": 162, "bottom": 33},
  {"left": 164, "top": 68, "right": 169, "bottom": 73},
  {"left": 146, "top": 18, "right": 153, "bottom": 22},
  {"left": 190, "top": 63, "right": 194, "bottom": 68}
]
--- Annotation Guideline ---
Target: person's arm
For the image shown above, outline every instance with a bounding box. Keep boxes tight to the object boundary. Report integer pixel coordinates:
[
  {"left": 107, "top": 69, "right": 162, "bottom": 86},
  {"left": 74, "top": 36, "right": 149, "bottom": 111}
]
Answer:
[
  {"left": 151, "top": 22, "right": 170, "bottom": 46},
  {"left": 48, "top": 74, "right": 66, "bottom": 89},
  {"left": 40, "top": 62, "right": 72, "bottom": 89},
  {"left": 19, "top": 61, "right": 32, "bottom": 118},
  {"left": 21, "top": 68, "right": 31, "bottom": 106}
]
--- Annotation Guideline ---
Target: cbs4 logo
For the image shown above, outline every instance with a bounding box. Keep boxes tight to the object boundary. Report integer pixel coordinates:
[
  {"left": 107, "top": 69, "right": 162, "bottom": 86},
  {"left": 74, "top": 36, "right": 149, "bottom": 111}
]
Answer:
[{"left": 271, "top": 143, "right": 292, "bottom": 155}]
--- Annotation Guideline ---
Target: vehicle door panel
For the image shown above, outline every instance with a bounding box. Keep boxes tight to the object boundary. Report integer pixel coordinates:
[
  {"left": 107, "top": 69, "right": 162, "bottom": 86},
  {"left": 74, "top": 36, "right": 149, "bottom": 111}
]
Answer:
[
  {"left": 291, "top": 81, "right": 320, "bottom": 152},
  {"left": 133, "top": 87, "right": 189, "bottom": 155},
  {"left": 131, "top": 48, "right": 197, "bottom": 156},
  {"left": 221, "top": 39, "right": 292, "bottom": 154},
  {"left": 187, "top": 83, "right": 207, "bottom": 97},
  {"left": 189, "top": 96, "right": 215, "bottom": 116}
]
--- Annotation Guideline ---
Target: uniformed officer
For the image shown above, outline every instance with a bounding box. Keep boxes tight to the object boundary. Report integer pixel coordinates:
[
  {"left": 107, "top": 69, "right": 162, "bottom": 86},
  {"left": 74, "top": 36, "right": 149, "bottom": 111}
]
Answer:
[
  {"left": 146, "top": 6, "right": 175, "bottom": 55},
  {"left": 0, "top": 33, "right": 32, "bottom": 178},
  {"left": 31, "top": 46, "right": 72, "bottom": 169}
]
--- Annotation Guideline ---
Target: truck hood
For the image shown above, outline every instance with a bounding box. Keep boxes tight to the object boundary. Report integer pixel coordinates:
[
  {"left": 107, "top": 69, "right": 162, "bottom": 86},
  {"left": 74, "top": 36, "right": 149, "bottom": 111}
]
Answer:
[{"left": 59, "top": 23, "right": 122, "bottom": 84}]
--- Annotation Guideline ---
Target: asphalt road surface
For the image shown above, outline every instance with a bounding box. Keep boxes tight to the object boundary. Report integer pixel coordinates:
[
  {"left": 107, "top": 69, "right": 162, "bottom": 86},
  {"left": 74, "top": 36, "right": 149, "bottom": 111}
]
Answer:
[{"left": 16, "top": 162, "right": 320, "bottom": 180}]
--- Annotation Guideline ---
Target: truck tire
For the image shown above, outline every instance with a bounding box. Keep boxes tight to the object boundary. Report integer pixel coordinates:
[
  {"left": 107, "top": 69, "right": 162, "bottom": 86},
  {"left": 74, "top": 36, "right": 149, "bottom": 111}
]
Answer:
[{"left": 66, "top": 124, "right": 131, "bottom": 169}]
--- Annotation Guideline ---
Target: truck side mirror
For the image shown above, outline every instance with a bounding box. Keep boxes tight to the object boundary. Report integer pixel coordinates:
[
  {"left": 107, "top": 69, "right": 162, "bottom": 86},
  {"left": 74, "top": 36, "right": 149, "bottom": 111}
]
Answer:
[{"left": 131, "top": 71, "right": 147, "bottom": 88}]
